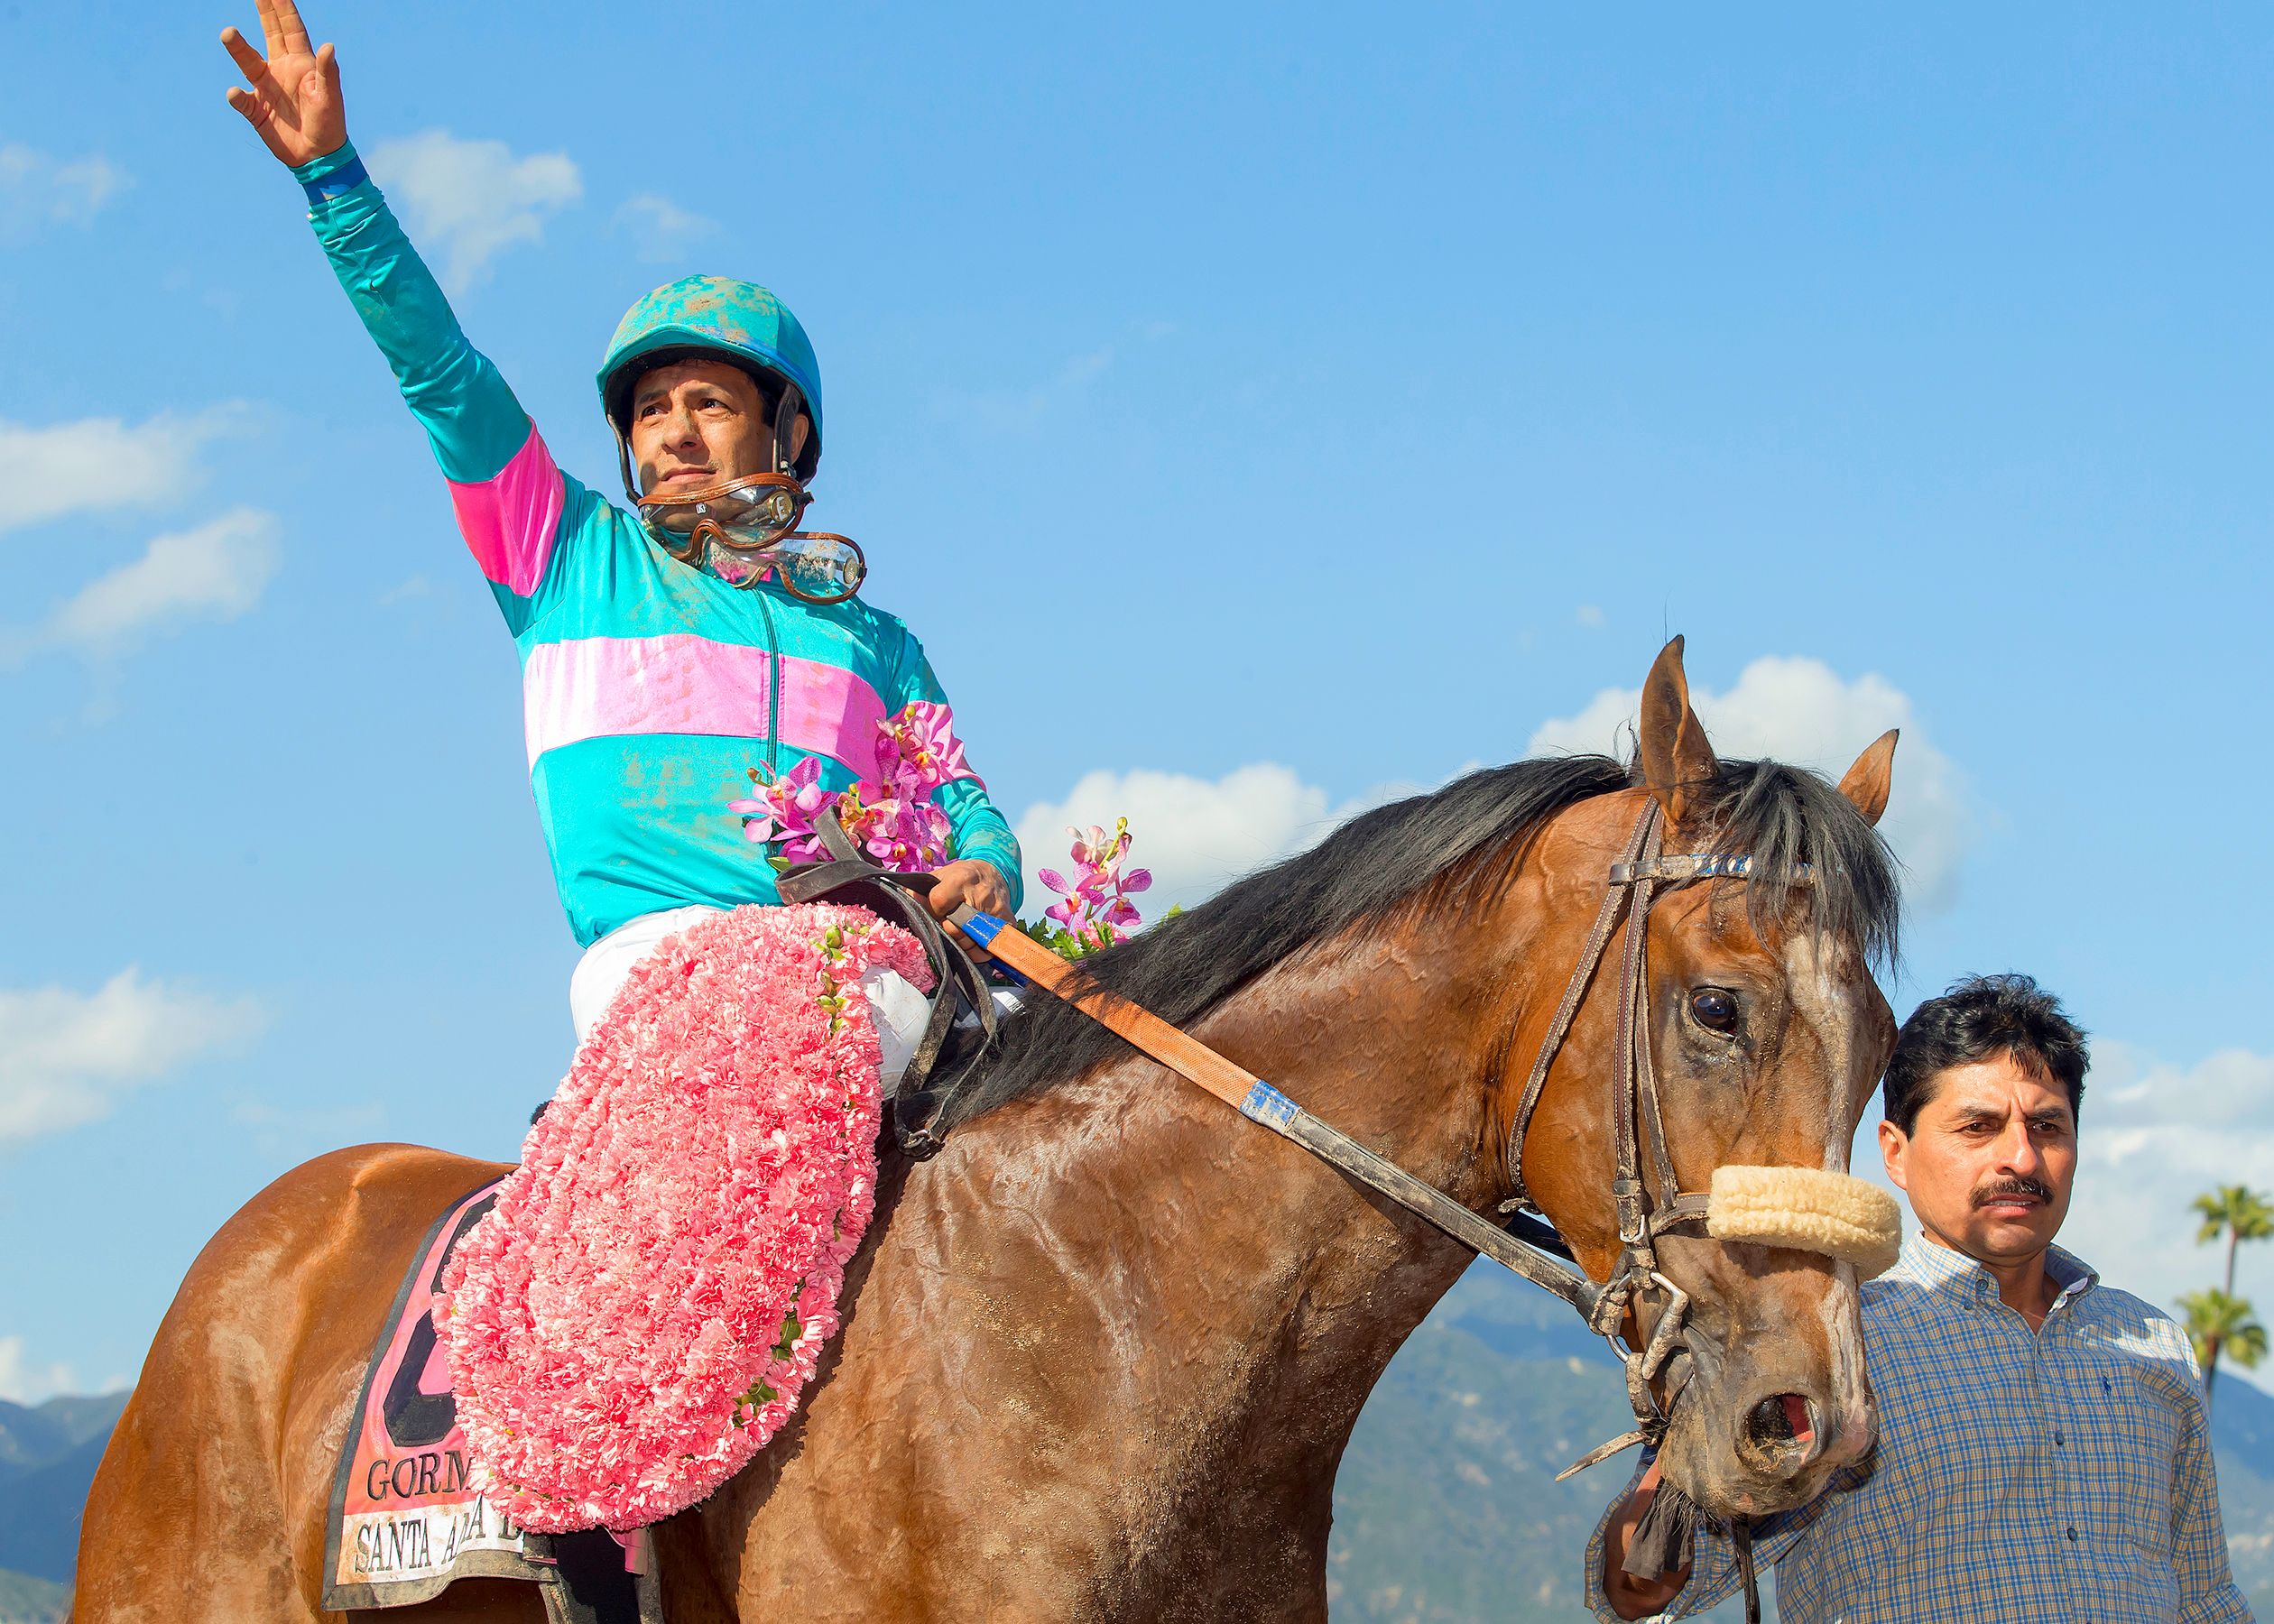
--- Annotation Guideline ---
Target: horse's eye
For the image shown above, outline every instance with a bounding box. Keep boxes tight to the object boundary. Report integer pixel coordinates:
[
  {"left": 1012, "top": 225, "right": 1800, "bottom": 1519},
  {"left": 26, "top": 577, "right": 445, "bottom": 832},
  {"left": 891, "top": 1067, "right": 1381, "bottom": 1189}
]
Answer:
[{"left": 1689, "top": 987, "right": 1741, "bottom": 1035}]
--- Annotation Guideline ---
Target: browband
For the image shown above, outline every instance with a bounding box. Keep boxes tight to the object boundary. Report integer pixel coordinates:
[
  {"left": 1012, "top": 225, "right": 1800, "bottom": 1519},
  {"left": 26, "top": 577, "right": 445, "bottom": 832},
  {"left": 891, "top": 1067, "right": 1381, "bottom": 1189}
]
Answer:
[{"left": 1607, "top": 853, "right": 1813, "bottom": 885}]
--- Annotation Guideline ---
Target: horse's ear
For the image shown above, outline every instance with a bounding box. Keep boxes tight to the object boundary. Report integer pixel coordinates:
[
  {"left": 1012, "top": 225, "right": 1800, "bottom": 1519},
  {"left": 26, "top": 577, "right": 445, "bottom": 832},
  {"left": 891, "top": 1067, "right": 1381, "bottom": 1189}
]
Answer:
[
  {"left": 1638, "top": 636, "right": 1718, "bottom": 829},
  {"left": 1836, "top": 728, "right": 1900, "bottom": 827}
]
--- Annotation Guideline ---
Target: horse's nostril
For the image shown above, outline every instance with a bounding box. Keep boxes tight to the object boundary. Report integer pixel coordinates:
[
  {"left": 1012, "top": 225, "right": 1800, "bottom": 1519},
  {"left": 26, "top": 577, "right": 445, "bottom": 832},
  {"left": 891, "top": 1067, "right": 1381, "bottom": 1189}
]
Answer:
[
  {"left": 1745, "top": 1396, "right": 1792, "bottom": 1446},
  {"left": 1742, "top": 1393, "right": 1819, "bottom": 1467}
]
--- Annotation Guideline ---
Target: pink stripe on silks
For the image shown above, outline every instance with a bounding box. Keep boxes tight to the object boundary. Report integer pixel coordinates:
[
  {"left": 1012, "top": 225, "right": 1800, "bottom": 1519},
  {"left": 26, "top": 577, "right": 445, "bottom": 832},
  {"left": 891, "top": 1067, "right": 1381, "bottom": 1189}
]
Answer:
[
  {"left": 448, "top": 424, "right": 566, "bottom": 596},
  {"left": 774, "top": 653, "right": 891, "bottom": 776},
  {"left": 521, "top": 635, "right": 889, "bottom": 771}
]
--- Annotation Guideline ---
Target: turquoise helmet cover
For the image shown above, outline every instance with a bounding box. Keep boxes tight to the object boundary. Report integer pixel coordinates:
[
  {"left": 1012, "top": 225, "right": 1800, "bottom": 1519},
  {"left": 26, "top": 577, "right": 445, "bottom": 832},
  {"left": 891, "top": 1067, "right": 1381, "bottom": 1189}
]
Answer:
[{"left": 597, "top": 275, "right": 824, "bottom": 478}]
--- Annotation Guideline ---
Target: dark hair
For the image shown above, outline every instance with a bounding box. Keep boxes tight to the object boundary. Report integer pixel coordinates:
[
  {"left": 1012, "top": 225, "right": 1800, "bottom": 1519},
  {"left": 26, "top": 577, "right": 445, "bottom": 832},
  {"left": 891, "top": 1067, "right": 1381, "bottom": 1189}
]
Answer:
[
  {"left": 1881, "top": 973, "right": 2089, "bottom": 1134},
  {"left": 949, "top": 752, "right": 1900, "bottom": 1130}
]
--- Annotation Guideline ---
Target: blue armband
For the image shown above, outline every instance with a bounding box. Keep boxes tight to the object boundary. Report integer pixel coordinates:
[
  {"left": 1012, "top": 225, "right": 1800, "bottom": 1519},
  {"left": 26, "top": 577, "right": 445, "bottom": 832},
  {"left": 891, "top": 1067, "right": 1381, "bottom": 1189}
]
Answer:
[{"left": 300, "top": 155, "right": 368, "bottom": 206}]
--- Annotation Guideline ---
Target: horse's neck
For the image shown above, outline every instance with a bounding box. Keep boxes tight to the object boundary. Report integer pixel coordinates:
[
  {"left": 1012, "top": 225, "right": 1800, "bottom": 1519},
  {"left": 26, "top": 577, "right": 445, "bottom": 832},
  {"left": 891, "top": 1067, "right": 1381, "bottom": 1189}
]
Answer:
[{"left": 919, "top": 933, "right": 1497, "bottom": 1566}]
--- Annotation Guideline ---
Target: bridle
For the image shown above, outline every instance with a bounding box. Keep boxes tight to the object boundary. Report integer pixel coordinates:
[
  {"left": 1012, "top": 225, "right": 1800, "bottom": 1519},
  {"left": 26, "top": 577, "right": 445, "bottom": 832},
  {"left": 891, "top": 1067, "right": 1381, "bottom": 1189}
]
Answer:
[{"left": 1499, "top": 794, "right": 1763, "bottom": 1472}]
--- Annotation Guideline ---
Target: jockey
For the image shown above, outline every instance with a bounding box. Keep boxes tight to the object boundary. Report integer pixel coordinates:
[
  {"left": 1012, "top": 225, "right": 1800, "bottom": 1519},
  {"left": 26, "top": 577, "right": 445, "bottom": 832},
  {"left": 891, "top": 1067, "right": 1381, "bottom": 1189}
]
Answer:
[{"left": 221, "top": 3, "right": 1021, "bottom": 1065}]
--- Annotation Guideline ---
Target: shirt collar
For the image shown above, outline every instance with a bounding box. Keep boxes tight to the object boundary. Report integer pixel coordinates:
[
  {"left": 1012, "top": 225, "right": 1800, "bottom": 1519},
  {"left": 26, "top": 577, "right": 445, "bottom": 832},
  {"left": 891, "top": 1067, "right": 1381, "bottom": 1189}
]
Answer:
[{"left": 1894, "top": 1232, "right": 2099, "bottom": 1312}]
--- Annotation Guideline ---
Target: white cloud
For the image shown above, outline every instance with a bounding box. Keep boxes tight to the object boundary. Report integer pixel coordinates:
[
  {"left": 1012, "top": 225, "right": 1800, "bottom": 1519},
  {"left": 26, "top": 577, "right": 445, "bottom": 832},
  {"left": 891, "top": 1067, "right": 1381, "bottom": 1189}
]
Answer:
[
  {"left": 6, "top": 508, "right": 282, "bottom": 666},
  {"left": 614, "top": 193, "right": 717, "bottom": 263},
  {"left": 1576, "top": 604, "right": 1605, "bottom": 629},
  {"left": 0, "top": 407, "right": 251, "bottom": 535},
  {"left": 0, "top": 968, "right": 267, "bottom": 1144},
  {"left": 2068, "top": 1043, "right": 2274, "bottom": 1356},
  {"left": 1529, "top": 655, "right": 1971, "bottom": 910},
  {"left": 0, "top": 143, "right": 130, "bottom": 237},
  {"left": 0, "top": 1335, "right": 78, "bottom": 1406},
  {"left": 1018, "top": 763, "right": 1387, "bottom": 916},
  {"left": 366, "top": 131, "right": 581, "bottom": 294}
]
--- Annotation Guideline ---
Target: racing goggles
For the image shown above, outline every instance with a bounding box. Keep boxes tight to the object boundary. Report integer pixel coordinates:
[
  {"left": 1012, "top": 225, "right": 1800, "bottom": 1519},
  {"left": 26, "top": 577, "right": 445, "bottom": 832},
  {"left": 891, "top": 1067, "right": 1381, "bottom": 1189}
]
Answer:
[{"left": 636, "top": 473, "right": 867, "bottom": 604}]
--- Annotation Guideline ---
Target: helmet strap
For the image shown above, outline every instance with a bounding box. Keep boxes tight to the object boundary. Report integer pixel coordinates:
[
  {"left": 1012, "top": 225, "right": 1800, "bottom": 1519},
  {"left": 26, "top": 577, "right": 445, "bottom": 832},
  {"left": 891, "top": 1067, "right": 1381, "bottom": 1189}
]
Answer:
[
  {"left": 613, "top": 421, "right": 642, "bottom": 510},
  {"left": 772, "top": 380, "right": 805, "bottom": 479}
]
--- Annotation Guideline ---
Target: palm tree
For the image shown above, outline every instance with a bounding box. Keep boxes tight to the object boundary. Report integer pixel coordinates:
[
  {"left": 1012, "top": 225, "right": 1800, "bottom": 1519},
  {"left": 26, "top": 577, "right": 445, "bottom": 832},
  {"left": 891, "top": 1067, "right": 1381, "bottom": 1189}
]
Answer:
[
  {"left": 2192, "top": 1184, "right": 2274, "bottom": 1298},
  {"left": 2179, "top": 1287, "right": 2268, "bottom": 1407}
]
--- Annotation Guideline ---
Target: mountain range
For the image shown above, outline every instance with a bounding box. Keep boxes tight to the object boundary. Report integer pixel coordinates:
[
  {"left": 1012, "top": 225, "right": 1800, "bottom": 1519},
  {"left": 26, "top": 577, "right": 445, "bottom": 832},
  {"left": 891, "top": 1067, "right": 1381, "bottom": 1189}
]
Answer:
[
  {"left": 11, "top": 1261, "right": 2274, "bottom": 1623},
  {"left": 0, "top": 1390, "right": 128, "bottom": 1624}
]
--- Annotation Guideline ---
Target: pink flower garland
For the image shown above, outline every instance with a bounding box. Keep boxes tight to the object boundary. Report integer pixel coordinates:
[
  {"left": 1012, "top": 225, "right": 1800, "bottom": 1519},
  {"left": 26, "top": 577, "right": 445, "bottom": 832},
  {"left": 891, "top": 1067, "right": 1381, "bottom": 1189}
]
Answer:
[{"left": 436, "top": 903, "right": 932, "bottom": 1532}]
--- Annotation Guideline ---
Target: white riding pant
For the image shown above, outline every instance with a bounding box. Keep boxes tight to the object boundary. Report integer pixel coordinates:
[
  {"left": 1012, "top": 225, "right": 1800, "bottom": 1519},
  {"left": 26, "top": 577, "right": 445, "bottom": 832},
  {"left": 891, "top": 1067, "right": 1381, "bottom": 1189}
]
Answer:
[{"left": 568, "top": 905, "right": 1013, "bottom": 1095}]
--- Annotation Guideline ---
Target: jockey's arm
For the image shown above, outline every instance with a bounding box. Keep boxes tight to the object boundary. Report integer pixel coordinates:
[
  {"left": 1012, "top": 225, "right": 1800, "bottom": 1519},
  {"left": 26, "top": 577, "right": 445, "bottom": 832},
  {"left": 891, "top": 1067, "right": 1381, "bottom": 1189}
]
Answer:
[
  {"left": 226, "top": 2, "right": 582, "bottom": 632},
  {"left": 300, "top": 153, "right": 576, "bottom": 619},
  {"left": 929, "top": 779, "right": 1021, "bottom": 921}
]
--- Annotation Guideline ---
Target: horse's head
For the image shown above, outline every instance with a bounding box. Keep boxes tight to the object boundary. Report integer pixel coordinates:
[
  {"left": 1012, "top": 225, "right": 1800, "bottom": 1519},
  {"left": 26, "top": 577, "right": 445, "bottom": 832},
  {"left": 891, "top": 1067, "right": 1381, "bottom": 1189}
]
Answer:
[{"left": 1503, "top": 638, "right": 1900, "bottom": 1522}]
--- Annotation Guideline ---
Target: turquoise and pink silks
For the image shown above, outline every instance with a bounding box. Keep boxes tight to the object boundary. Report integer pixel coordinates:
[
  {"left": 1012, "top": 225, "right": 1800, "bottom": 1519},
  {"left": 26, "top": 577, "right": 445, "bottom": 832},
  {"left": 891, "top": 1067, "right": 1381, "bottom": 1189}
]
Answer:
[{"left": 294, "top": 143, "right": 1021, "bottom": 946}]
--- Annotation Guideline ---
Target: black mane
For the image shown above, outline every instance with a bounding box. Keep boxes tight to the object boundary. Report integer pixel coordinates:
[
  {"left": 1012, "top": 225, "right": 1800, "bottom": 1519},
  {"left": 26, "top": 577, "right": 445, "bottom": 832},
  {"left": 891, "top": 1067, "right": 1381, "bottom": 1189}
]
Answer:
[{"left": 947, "top": 752, "right": 1900, "bottom": 1129}]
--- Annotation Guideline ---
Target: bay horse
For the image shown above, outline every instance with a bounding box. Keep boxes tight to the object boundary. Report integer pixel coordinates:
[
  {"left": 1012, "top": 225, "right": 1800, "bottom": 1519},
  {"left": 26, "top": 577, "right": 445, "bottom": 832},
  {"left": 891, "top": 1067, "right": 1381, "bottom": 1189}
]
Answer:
[{"left": 77, "top": 638, "right": 1903, "bottom": 1620}]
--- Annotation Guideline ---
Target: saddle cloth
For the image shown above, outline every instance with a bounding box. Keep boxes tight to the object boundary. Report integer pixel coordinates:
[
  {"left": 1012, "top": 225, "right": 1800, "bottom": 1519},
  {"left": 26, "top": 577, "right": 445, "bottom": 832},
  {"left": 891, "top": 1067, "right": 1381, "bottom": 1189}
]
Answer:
[
  {"left": 323, "top": 1178, "right": 544, "bottom": 1606},
  {"left": 320, "top": 1180, "right": 654, "bottom": 1618}
]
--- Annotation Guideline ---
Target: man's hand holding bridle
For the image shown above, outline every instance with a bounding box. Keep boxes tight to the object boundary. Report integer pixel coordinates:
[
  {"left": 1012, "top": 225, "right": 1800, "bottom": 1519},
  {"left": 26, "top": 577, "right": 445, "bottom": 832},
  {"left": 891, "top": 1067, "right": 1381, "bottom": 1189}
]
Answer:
[{"left": 222, "top": 0, "right": 346, "bottom": 167}]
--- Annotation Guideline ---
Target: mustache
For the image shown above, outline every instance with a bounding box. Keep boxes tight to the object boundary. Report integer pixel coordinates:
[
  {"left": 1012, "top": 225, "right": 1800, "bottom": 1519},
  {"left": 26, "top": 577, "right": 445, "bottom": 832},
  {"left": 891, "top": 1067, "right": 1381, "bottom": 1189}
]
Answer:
[{"left": 1973, "top": 1176, "right": 2054, "bottom": 1209}]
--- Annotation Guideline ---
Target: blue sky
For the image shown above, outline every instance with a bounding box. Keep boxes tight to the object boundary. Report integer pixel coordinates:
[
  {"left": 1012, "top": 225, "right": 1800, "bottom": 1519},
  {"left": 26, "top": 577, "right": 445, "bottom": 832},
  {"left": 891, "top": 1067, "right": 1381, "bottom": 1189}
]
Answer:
[{"left": 2, "top": 2, "right": 2270, "bottom": 1398}]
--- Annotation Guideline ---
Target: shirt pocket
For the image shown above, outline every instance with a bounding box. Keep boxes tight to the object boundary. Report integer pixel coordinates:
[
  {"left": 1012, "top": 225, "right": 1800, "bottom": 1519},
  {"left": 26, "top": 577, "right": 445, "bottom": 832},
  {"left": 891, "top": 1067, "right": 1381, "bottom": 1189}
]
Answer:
[{"left": 2066, "top": 1335, "right": 2183, "bottom": 1557}]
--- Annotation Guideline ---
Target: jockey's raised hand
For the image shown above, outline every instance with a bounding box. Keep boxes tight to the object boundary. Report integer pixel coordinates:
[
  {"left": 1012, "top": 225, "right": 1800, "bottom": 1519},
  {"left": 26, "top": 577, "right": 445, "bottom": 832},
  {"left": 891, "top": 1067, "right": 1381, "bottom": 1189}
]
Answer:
[{"left": 221, "top": 0, "right": 346, "bottom": 167}]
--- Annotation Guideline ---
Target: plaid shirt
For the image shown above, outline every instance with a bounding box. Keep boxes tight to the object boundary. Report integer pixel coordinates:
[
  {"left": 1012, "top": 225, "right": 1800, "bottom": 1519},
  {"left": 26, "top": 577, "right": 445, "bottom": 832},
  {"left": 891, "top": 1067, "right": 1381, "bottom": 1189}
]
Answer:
[{"left": 1585, "top": 1238, "right": 2251, "bottom": 1623}]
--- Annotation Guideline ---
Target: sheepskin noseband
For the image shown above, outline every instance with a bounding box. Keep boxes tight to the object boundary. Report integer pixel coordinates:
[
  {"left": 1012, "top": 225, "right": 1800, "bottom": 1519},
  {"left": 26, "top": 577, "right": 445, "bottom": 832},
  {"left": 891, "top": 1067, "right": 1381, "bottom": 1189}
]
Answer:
[{"left": 1706, "top": 1165, "right": 1901, "bottom": 1278}]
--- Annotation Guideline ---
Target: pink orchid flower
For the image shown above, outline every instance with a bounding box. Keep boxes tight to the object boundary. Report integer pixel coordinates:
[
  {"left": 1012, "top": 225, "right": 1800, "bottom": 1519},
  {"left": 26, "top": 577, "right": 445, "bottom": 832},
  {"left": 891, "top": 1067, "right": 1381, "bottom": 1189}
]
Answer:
[
  {"left": 732, "top": 758, "right": 839, "bottom": 862},
  {"left": 729, "top": 703, "right": 980, "bottom": 876},
  {"left": 1038, "top": 817, "right": 1150, "bottom": 942},
  {"left": 874, "top": 701, "right": 974, "bottom": 794}
]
